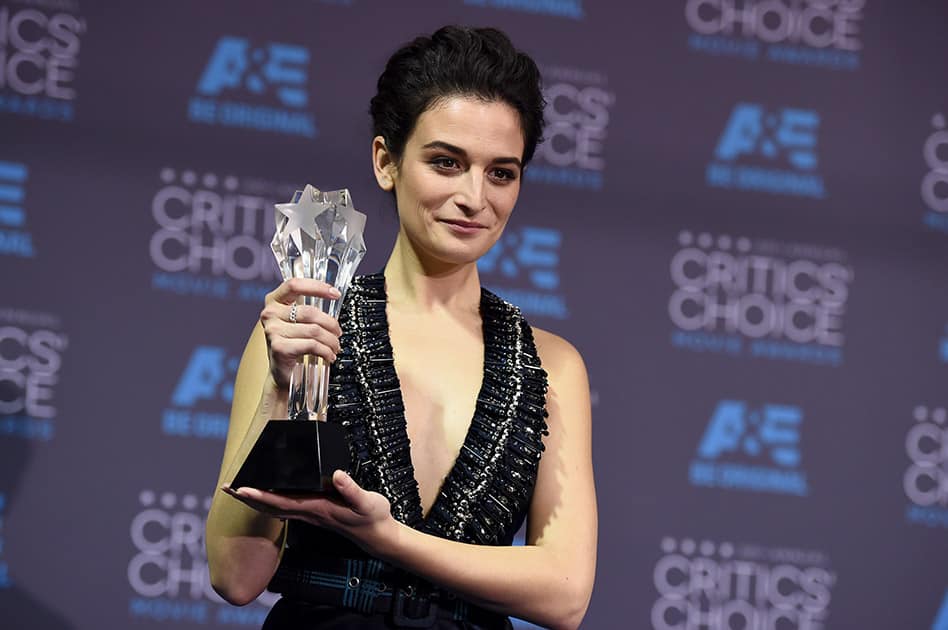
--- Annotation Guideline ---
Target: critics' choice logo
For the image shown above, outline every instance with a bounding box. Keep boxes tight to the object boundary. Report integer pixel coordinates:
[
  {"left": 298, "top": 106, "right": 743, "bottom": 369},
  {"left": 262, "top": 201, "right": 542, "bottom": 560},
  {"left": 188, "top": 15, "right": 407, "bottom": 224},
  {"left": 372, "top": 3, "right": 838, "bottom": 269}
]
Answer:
[
  {"left": 0, "top": 161, "right": 34, "bottom": 258},
  {"left": 0, "top": 493, "right": 9, "bottom": 589},
  {"left": 463, "top": 0, "right": 585, "bottom": 20},
  {"left": 128, "top": 490, "right": 275, "bottom": 625},
  {"left": 162, "top": 346, "right": 238, "bottom": 440},
  {"left": 690, "top": 400, "right": 807, "bottom": 496},
  {"left": 669, "top": 230, "right": 853, "bottom": 366},
  {"left": 0, "top": 2, "right": 85, "bottom": 121},
  {"left": 188, "top": 36, "right": 316, "bottom": 138},
  {"left": 148, "top": 167, "right": 289, "bottom": 301},
  {"left": 527, "top": 65, "right": 614, "bottom": 190},
  {"left": 0, "top": 308, "right": 68, "bottom": 441},
  {"left": 707, "top": 103, "right": 825, "bottom": 199},
  {"left": 478, "top": 225, "right": 568, "bottom": 320},
  {"left": 921, "top": 113, "right": 948, "bottom": 235},
  {"left": 684, "top": 0, "right": 863, "bottom": 71},
  {"left": 652, "top": 536, "right": 835, "bottom": 630},
  {"left": 904, "top": 405, "right": 948, "bottom": 529}
]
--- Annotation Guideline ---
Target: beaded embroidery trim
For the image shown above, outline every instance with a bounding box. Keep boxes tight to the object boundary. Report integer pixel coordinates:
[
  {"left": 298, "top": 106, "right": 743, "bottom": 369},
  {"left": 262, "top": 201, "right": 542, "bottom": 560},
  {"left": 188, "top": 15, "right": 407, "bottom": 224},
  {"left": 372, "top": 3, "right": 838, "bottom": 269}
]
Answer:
[{"left": 328, "top": 273, "right": 550, "bottom": 545}]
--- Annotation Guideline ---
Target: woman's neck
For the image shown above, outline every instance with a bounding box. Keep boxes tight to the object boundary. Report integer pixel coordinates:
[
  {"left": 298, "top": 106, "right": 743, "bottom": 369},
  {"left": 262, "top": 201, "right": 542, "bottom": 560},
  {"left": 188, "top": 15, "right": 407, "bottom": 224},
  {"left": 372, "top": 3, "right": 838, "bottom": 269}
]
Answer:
[{"left": 383, "top": 231, "right": 482, "bottom": 313}]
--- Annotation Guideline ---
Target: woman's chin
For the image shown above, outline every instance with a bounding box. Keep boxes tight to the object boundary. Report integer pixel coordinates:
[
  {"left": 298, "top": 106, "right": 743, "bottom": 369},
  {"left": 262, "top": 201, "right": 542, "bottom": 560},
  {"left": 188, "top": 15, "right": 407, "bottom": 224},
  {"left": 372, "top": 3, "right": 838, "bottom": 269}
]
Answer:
[
  {"left": 408, "top": 233, "right": 492, "bottom": 267},
  {"left": 423, "top": 243, "right": 491, "bottom": 269}
]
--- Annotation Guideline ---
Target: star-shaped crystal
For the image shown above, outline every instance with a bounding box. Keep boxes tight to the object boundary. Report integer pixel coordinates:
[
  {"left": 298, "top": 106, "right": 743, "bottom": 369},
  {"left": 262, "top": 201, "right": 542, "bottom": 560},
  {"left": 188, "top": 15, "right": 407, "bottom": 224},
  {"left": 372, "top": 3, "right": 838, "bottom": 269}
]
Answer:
[{"left": 271, "top": 184, "right": 367, "bottom": 318}]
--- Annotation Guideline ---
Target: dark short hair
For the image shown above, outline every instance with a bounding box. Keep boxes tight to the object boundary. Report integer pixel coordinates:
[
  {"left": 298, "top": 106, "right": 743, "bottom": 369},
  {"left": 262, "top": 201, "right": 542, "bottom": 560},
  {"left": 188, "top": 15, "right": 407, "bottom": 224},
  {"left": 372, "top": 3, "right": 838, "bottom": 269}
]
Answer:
[{"left": 370, "top": 25, "right": 545, "bottom": 167}]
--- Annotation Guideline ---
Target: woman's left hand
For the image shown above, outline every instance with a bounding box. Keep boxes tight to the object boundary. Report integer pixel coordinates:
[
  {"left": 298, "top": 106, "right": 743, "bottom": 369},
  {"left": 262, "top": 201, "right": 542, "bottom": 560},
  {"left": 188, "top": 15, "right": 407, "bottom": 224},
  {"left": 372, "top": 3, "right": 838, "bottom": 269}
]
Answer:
[{"left": 222, "top": 471, "right": 398, "bottom": 557}]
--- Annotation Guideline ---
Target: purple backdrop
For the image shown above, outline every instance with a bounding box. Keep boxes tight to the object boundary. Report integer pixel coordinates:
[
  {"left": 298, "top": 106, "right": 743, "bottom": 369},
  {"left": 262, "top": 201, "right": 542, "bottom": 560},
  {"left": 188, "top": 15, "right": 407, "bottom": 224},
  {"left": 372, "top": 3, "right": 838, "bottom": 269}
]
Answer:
[{"left": 1, "top": 1, "right": 947, "bottom": 628}]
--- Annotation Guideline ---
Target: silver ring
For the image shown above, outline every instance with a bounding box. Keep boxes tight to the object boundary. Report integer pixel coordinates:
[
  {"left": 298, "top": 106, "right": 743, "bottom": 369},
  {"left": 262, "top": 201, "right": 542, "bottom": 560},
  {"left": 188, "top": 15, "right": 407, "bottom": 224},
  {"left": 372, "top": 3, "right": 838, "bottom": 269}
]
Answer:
[{"left": 289, "top": 303, "right": 298, "bottom": 323}]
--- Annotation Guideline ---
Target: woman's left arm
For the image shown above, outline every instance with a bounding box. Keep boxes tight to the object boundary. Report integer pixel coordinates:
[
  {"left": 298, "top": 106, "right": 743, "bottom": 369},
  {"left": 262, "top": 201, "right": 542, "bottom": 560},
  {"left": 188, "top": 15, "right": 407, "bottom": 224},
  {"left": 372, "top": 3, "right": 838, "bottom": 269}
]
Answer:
[{"left": 229, "top": 331, "right": 597, "bottom": 630}]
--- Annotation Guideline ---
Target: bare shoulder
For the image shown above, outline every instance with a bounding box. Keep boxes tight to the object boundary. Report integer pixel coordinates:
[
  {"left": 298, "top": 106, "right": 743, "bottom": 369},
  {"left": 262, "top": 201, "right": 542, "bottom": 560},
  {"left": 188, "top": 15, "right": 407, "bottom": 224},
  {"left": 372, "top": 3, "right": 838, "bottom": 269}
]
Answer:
[{"left": 531, "top": 326, "right": 588, "bottom": 386}]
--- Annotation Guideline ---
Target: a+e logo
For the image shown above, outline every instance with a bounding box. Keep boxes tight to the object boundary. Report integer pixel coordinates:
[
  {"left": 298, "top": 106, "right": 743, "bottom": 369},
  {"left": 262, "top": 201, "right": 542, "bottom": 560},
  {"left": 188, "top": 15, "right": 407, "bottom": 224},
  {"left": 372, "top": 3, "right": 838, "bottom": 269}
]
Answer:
[
  {"left": 196, "top": 37, "right": 309, "bottom": 108},
  {"left": 171, "top": 346, "right": 238, "bottom": 407},
  {"left": 697, "top": 400, "right": 802, "bottom": 467},
  {"left": 478, "top": 226, "right": 561, "bottom": 290},
  {"left": 715, "top": 104, "right": 819, "bottom": 171}
]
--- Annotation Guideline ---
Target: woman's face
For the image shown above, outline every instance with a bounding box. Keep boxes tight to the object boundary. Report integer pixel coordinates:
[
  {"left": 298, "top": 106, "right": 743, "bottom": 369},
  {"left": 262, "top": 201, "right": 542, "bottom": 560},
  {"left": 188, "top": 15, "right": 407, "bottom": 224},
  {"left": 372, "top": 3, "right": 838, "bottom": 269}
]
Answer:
[{"left": 375, "top": 96, "right": 525, "bottom": 267}]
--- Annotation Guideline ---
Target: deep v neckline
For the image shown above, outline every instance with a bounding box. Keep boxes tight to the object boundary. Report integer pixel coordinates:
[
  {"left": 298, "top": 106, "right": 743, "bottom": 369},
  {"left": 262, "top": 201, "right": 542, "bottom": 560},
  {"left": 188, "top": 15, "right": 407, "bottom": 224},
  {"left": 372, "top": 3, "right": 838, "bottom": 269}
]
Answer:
[
  {"left": 378, "top": 275, "right": 488, "bottom": 525},
  {"left": 335, "top": 273, "right": 550, "bottom": 544}
]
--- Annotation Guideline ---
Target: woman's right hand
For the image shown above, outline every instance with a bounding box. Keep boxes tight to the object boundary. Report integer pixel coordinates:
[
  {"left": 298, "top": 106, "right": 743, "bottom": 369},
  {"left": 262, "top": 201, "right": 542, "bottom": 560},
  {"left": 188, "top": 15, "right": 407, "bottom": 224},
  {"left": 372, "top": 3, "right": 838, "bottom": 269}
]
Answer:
[{"left": 259, "top": 278, "right": 343, "bottom": 390}]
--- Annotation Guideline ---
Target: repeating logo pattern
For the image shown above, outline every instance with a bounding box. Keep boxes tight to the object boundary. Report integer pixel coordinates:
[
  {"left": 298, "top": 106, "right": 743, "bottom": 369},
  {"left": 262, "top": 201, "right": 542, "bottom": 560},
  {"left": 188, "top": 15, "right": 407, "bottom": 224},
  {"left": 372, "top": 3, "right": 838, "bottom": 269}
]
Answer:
[
  {"left": 0, "top": 3, "right": 944, "bottom": 629},
  {"left": 127, "top": 490, "right": 276, "bottom": 624},
  {"left": 162, "top": 346, "right": 238, "bottom": 440},
  {"left": 669, "top": 230, "right": 853, "bottom": 366},
  {"left": 0, "top": 161, "right": 33, "bottom": 258},
  {"left": 188, "top": 37, "right": 316, "bottom": 138},
  {"left": 690, "top": 400, "right": 807, "bottom": 496},
  {"left": 904, "top": 405, "right": 948, "bottom": 528},
  {"left": 652, "top": 536, "right": 835, "bottom": 629},
  {"left": 0, "top": 3, "right": 86, "bottom": 121},
  {"left": 0, "top": 307, "right": 68, "bottom": 441},
  {"left": 528, "top": 64, "right": 614, "bottom": 190},
  {"left": 684, "top": 0, "right": 864, "bottom": 71},
  {"left": 148, "top": 167, "right": 287, "bottom": 301},
  {"left": 478, "top": 225, "right": 569, "bottom": 319},
  {"left": 706, "top": 103, "right": 825, "bottom": 198}
]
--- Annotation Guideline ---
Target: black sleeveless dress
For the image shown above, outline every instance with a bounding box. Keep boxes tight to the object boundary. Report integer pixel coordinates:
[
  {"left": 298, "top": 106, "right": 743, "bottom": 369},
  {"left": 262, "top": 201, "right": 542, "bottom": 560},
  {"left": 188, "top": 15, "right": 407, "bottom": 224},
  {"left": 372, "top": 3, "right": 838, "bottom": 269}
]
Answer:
[{"left": 263, "top": 273, "right": 550, "bottom": 629}]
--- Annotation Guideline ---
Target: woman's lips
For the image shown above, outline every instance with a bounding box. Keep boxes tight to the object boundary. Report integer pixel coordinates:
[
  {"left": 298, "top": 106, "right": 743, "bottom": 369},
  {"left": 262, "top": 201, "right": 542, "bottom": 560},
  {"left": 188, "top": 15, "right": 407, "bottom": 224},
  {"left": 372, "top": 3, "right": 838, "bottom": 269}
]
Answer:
[{"left": 440, "top": 219, "right": 487, "bottom": 235}]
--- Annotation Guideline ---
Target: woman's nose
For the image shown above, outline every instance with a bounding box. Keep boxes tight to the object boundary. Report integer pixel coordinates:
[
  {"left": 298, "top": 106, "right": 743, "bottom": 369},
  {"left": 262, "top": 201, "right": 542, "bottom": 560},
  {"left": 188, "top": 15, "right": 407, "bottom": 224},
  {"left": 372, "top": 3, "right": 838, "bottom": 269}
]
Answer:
[{"left": 454, "top": 171, "right": 487, "bottom": 214}]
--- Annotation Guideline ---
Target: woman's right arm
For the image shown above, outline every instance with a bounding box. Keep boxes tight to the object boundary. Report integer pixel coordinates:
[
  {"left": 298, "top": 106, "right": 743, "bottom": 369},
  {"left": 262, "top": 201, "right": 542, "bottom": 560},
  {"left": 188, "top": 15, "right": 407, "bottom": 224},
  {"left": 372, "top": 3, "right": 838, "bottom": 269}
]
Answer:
[{"left": 205, "top": 279, "right": 342, "bottom": 605}]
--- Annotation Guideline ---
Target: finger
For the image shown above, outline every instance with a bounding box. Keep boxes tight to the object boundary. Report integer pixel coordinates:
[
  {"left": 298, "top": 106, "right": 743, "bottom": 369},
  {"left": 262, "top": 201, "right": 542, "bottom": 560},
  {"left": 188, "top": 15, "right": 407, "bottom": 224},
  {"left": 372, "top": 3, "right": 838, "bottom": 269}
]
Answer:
[
  {"left": 233, "top": 487, "right": 304, "bottom": 515},
  {"left": 277, "top": 323, "right": 340, "bottom": 353},
  {"left": 332, "top": 470, "right": 369, "bottom": 513},
  {"left": 236, "top": 488, "right": 351, "bottom": 526},
  {"left": 268, "top": 336, "right": 338, "bottom": 363},
  {"left": 222, "top": 487, "right": 287, "bottom": 518},
  {"left": 269, "top": 278, "right": 341, "bottom": 305},
  {"left": 233, "top": 486, "right": 274, "bottom": 502},
  {"left": 260, "top": 303, "right": 343, "bottom": 338},
  {"left": 290, "top": 306, "right": 343, "bottom": 337},
  {"left": 236, "top": 488, "right": 326, "bottom": 513}
]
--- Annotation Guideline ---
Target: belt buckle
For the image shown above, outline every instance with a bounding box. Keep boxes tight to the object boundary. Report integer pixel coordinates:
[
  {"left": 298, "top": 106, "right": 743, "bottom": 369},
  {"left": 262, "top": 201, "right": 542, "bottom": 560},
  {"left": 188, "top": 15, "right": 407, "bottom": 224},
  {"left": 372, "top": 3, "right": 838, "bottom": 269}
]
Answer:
[{"left": 391, "top": 585, "right": 438, "bottom": 628}]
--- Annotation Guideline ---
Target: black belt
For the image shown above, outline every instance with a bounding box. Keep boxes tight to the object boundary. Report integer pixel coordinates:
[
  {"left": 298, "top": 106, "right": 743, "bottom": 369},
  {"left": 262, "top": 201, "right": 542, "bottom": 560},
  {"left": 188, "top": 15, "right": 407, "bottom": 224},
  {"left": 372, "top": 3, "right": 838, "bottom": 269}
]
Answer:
[{"left": 270, "top": 561, "right": 508, "bottom": 628}]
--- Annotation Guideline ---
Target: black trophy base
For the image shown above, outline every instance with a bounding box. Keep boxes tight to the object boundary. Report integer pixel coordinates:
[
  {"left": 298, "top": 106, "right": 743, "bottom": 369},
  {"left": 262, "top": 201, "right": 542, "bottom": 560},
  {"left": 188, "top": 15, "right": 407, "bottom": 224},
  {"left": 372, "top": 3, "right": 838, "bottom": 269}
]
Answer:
[{"left": 230, "top": 419, "right": 349, "bottom": 494}]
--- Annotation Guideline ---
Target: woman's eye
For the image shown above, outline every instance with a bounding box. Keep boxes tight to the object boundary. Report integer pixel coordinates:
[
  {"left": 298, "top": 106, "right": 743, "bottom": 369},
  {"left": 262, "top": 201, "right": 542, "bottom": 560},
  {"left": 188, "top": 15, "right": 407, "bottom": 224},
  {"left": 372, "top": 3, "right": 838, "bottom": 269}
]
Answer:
[
  {"left": 490, "top": 168, "right": 517, "bottom": 182},
  {"left": 431, "top": 157, "right": 459, "bottom": 170}
]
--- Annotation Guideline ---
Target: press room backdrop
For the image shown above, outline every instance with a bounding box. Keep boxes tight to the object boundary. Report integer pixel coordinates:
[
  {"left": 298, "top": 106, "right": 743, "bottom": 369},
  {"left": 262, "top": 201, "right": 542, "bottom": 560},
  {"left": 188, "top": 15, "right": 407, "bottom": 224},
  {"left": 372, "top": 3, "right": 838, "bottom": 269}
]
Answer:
[{"left": 1, "top": 1, "right": 946, "bottom": 628}]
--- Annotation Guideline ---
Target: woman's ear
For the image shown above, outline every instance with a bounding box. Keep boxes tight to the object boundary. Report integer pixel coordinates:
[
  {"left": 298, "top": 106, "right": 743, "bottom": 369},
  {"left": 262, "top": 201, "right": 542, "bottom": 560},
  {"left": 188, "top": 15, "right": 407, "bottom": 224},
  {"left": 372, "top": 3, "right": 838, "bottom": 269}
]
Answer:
[{"left": 372, "top": 136, "right": 395, "bottom": 191}]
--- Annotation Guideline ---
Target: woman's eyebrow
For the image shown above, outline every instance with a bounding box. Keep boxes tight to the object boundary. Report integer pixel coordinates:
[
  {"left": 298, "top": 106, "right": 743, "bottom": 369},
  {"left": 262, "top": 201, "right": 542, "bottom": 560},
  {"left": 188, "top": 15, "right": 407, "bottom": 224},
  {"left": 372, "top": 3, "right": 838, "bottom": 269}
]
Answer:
[
  {"left": 422, "top": 140, "right": 467, "bottom": 156},
  {"left": 422, "top": 140, "right": 522, "bottom": 168}
]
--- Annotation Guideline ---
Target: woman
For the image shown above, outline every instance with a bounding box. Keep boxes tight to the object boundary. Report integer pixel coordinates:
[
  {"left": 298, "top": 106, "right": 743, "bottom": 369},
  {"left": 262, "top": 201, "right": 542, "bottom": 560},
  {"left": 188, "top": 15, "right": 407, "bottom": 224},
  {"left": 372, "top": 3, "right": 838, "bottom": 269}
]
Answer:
[{"left": 206, "top": 26, "right": 597, "bottom": 630}]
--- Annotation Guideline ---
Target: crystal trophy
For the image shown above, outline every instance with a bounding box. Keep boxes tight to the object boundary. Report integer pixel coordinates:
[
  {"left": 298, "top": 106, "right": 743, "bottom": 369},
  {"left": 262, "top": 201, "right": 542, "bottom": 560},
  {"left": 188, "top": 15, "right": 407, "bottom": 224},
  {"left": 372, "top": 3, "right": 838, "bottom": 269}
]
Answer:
[{"left": 231, "top": 185, "right": 367, "bottom": 493}]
